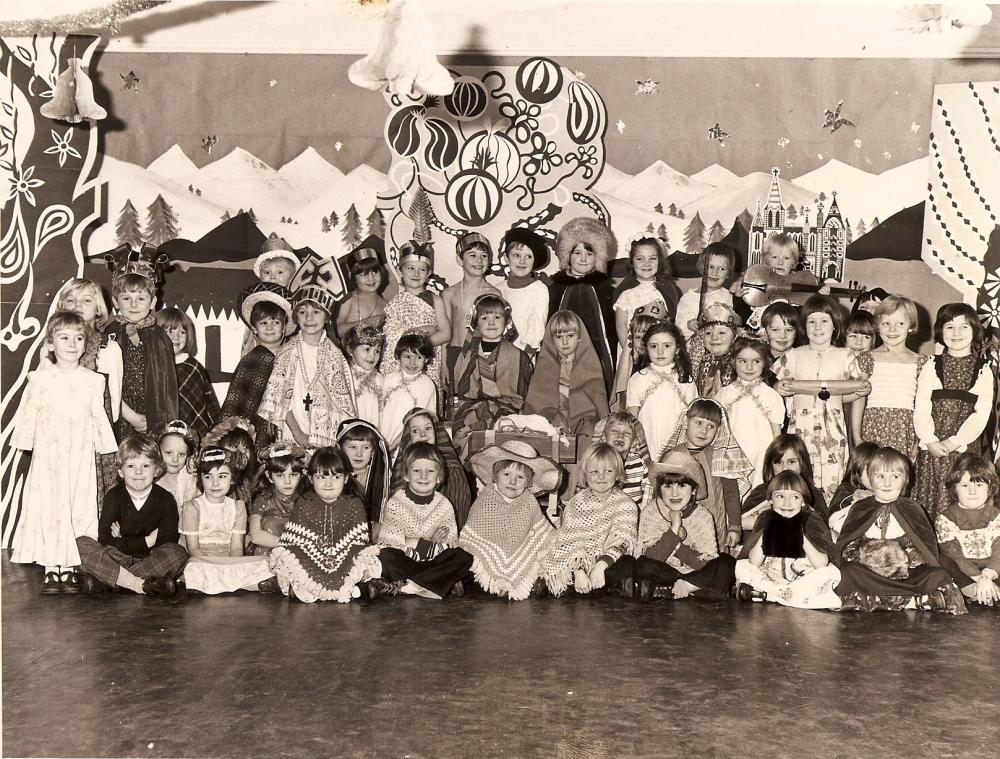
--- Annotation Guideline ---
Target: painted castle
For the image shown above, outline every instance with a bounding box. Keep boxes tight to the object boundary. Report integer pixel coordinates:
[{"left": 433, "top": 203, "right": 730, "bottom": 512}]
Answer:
[{"left": 748, "top": 168, "right": 851, "bottom": 281}]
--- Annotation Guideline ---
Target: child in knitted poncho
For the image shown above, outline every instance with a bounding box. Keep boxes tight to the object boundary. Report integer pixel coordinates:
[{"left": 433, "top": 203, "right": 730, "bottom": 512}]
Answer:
[{"left": 461, "top": 441, "right": 561, "bottom": 600}]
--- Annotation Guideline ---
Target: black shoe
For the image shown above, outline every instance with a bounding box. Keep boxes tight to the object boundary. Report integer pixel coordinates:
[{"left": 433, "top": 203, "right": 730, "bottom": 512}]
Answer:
[
  {"left": 41, "top": 572, "right": 61, "bottom": 595},
  {"left": 59, "top": 570, "right": 81, "bottom": 594},
  {"left": 364, "top": 578, "right": 405, "bottom": 599},
  {"left": 449, "top": 580, "right": 465, "bottom": 597},
  {"left": 735, "top": 582, "right": 766, "bottom": 602},
  {"left": 142, "top": 576, "right": 177, "bottom": 596},
  {"left": 257, "top": 577, "right": 281, "bottom": 594},
  {"left": 80, "top": 573, "right": 111, "bottom": 594},
  {"left": 637, "top": 578, "right": 655, "bottom": 603},
  {"left": 529, "top": 578, "right": 549, "bottom": 598}
]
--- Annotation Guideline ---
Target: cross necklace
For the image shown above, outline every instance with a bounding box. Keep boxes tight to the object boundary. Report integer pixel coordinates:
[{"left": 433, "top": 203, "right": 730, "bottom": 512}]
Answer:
[{"left": 296, "top": 338, "right": 322, "bottom": 413}]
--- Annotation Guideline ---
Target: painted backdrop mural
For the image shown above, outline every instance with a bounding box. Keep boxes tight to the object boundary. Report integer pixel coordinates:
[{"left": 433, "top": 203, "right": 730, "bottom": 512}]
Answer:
[{"left": 2, "top": 44, "right": 998, "bottom": 543}]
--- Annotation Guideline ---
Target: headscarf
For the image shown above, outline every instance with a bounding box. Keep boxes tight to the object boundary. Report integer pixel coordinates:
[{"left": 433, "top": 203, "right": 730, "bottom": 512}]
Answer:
[{"left": 336, "top": 418, "right": 391, "bottom": 525}]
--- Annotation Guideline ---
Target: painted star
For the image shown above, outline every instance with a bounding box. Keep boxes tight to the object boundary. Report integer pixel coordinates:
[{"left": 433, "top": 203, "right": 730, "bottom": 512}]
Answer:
[
  {"left": 119, "top": 71, "right": 139, "bottom": 91},
  {"left": 707, "top": 122, "right": 729, "bottom": 145},
  {"left": 822, "top": 100, "right": 855, "bottom": 132},
  {"left": 634, "top": 78, "right": 659, "bottom": 96},
  {"left": 777, "top": 137, "right": 790, "bottom": 148},
  {"left": 616, "top": 120, "right": 626, "bottom": 134}
]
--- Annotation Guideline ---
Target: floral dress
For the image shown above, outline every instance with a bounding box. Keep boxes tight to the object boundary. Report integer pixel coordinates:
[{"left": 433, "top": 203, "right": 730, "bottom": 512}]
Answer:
[{"left": 858, "top": 352, "right": 927, "bottom": 458}]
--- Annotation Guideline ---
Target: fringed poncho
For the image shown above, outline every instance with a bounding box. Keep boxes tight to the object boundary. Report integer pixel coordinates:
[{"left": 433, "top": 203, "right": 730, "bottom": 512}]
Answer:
[
  {"left": 268, "top": 492, "right": 379, "bottom": 603},
  {"left": 542, "top": 488, "right": 636, "bottom": 596},
  {"left": 378, "top": 490, "right": 459, "bottom": 559},
  {"left": 459, "top": 486, "right": 553, "bottom": 600}
]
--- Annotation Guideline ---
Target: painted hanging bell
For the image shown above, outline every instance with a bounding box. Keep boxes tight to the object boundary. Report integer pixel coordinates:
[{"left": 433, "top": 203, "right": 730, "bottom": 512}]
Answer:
[{"left": 40, "top": 58, "right": 107, "bottom": 124}]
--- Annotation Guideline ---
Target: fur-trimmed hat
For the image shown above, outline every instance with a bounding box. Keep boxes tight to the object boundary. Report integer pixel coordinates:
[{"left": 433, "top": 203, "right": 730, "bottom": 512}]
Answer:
[
  {"left": 468, "top": 439, "right": 561, "bottom": 495},
  {"left": 502, "top": 227, "right": 550, "bottom": 271},
  {"left": 649, "top": 449, "right": 708, "bottom": 501},
  {"left": 237, "top": 281, "right": 294, "bottom": 331},
  {"left": 554, "top": 217, "right": 618, "bottom": 274},
  {"left": 254, "top": 233, "right": 300, "bottom": 279}
]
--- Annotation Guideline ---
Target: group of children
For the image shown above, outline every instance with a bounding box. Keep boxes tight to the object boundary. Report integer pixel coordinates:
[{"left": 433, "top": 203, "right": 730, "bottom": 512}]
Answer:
[{"left": 9, "top": 221, "right": 998, "bottom": 615}]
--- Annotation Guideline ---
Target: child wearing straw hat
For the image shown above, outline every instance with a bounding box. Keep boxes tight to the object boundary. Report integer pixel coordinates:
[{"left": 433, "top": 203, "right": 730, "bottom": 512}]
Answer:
[{"left": 460, "top": 440, "right": 562, "bottom": 600}]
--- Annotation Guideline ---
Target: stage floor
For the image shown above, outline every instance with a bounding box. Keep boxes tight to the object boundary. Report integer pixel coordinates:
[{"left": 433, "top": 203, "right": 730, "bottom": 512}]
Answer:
[{"left": 3, "top": 557, "right": 998, "bottom": 758}]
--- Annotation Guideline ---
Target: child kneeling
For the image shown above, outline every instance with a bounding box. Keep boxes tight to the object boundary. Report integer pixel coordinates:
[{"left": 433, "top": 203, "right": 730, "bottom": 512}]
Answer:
[
  {"left": 269, "top": 447, "right": 380, "bottom": 602},
  {"left": 734, "top": 471, "right": 841, "bottom": 609},
  {"left": 606, "top": 450, "right": 736, "bottom": 602},
  {"left": 372, "top": 443, "right": 473, "bottom": 599},
  {"left": 180, "top": 448, "right": 274, "bottom": 594},
  {"left": 76, "top": 435, "right": 188, "bottom": 595},
  {"left": 460, "top": 441, "right": 560, "bottom": 600}
]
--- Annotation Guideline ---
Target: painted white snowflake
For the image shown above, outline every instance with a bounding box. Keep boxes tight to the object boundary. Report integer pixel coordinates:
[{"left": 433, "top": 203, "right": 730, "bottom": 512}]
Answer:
[
  {"left": 853, "top": 138, "right": 863, "bottom": 149},
  {"left": 43, "top": 128, "right": 82, "bottom": 167},
  {"left": 980, "top": 298, "right": 1000, "bottom": 329},
  {"left": 616, "top": 120, "right": 625, "bottom": 134},
  {"left": 634, "top": 78, "right": 659, "bottom": 95},
  {"left": 777, "top": 137, "right": 790, "bottom": 148},
  {"left": 269, "top": 79, "right": 277, "bottom": 87},
  {"left": 817, "top": 153, "right": 824, "bottom": 160},
  {"left": 882, "top": 151, "right": 892, "bottom": 160},
  {"left": 910, "top": 121, "right": 921, "bottom": 133},
  {"left": 334, "top": 141, "right": 343, "bottom": 151}
]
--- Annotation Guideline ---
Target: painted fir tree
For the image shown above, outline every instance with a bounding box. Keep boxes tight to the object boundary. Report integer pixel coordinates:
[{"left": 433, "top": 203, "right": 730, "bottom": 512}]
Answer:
[
  {"left": 856, "top": 219, "right": 867, "bottom": 237},
  {"left": 668, "top": 202, "right": 678, "bottom": 217},
  {"left": 707, "top": 219, "right": 726, "bottom": 244},
  {"left": 683, "top": 212, "right": 707, "bottom": 253},
  {"left": 115, "top": 200, "right": 143, "bottom": 248},
  {"left": 676, "top": 208, "right": 686, "bottom": 220},
  {"left": 341, "top": 204, "right": 364, "bottom": 248},
  {"left": 144, "top": 194, "right": 180, "bottom": 247},
  {"left": 221, "top": 210, "right": 231, "bottom": 223},
  {"left": 321, "top": 216, "right": 331, "bottom": 233},
  {"left": 787, "top": 204, "right": 798, "bottom": 221},
  {"left": 657, "top": 223, "right": 669, "bottom": 248},
  {"left": 329, "top": 210, "right": 340, "bottom": 228},
  {"left": 654, "top": 202, "right": 664, "bottom": 214},
  {"left": 367, "top": 207, "right": 386, "bottom": 238},
  {"left": 408, "top": 186, "right": 434, "bottom": 244},
  {"left": 645, "top": 223, "right": 655, "bottom": 233}
]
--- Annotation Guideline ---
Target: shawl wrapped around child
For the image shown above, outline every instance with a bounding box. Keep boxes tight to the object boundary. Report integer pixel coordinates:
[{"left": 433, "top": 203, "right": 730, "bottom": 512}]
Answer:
[{"left": 459, "top": 486, "right": 554, "bottom": 600}]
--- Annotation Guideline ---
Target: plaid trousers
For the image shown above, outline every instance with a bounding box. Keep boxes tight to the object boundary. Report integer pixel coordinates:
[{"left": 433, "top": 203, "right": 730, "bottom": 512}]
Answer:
[{"left": 76, "top": 537, "right": 188, "bottom": 587}]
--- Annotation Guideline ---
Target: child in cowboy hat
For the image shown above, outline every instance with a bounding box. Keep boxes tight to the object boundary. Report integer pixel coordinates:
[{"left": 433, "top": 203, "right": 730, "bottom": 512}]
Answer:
[{"left": 460, "top": 440, "right": 562, "bottom": 600}]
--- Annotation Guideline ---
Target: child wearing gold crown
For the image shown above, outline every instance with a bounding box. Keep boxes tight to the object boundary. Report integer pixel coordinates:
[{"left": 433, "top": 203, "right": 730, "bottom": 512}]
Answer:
[
  {"left": 335, "top": 240, "right": 388, "bottom": 341},
  {"left": 258, "top": 267, "right": 357, "bottom": 448},
  {"left": 443, "top": 232, "right": 500, "bottom": 348},
  {"left": 104, "top": 245, "right": 179, "bottom": 438}
]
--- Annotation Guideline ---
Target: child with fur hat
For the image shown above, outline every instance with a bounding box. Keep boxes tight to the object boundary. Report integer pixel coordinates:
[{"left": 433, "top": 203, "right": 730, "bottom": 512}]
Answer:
[
  {"left": 541, "top": 443, "right": 637, "bottom": 596},
  {"left": 258, "top": 274, "right": 356, "bottom": 448},
  {"left": 735, "top": 471, "right": 841, "bottom": 609},
  {"left": 495, "top": 226, "right": 552, "bottom": 358},
  {"left": 548, "top": 217, "right": 619, "bottom": 394},
  {"left": 606, "top": 449, "right": 737, "bottom": 602},
  {"left": 381, "top": 240, "right": 450, "bottom": 382},
  {"left": 460, "top": 440, "right": 561, "bottom": 600},
  {"left": 222, "top": 282, "right": 293, "bottom": 449},
  {"left": 443, "top": 232, "right": 501, "bottom": 348}
]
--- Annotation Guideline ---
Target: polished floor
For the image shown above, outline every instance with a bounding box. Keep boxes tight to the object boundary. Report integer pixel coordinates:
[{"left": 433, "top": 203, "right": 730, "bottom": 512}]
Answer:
[{"left": 3, "top": 557, "right": 999, "bottom": 759}]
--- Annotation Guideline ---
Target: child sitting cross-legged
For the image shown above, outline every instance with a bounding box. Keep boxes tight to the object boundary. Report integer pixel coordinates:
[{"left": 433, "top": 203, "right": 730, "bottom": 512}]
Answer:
[
  {"left": 180, "top": 448, "right": 275, "bottom": 594},
  {"left": 835, "top": 446, "right": 967, "bottom": 614},
  {"left": 606, "top": 450, "right": 736, "bottom": 602},
  {"left": 741, "top": 434, "right": 829, "bottom": 534},
  {"left": 460, "top": 441, "right": 561, "bottom": 600},
  {"left": 734, "top": 470, "right": 842, "bottom": 609},
  {"left": 935, "top": 453, "right": 1000, "bottom": 607},
  {"left": 541, "top": 443, "right": 637, "bottom": 596},
  {"left": 369, "top": 442, "right": 473, "bottom": 600},
  {"left": 269, "top": 446, "right": 381, "bottom": 603},
  {"left": 76, "top": 434, "right": 188, "bottom": 595}
]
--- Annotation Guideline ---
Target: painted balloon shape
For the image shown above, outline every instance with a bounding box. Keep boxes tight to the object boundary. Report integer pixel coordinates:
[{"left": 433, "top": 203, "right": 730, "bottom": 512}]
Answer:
[
  {"left": 386, "top": 105, "right": 424, "bottom": 157},
  {"left": 459, "top": 130, "right": 521, "bottom": 189},
  {"left": 446, "top": 170, "right": 502, "bottom": 226},
  {"left": 515, "top": 57, "right": 563, "bottom": 105},
  {"left": 423, "top": 118, "right": 460, "bottom": 172},
  {"left": 444, "top": 78, "right": 488, "bottom": 120},
  {"left": 567, "top": 79, "right": 606, "bottom": 145}
]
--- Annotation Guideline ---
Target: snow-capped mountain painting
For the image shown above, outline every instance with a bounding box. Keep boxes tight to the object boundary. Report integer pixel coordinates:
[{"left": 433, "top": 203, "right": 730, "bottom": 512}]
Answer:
[{"left": 690, "top": 164, "right": 740, "bottom": 188}]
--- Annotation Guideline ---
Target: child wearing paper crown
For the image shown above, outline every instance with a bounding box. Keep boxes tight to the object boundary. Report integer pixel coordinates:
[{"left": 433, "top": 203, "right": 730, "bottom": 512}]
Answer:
[
  {"left": 460, "top": 440, "right": 560, "bottom": 600},
  {"left": 381, "top": 240, "right": 450, "bottom": 381},
  {"left": 734, "top": 470, "right": 842, "bottom": 609},
  {"left": 221, "top": 282, "right": 293, "bottom": 450},
  {"left": 548, "top": 217, "right": 619, "bottom": 395},
  {"left": 447, "top": 293, "right": 533, "bottom": 456},
  {"left": 104, "top": 246, "right": 179, "bottom": 438},
  {"left": 342, "top": 323, "right": 385, "bottom": 429},
  {"left": 335, "top": 239, "right": 388, "bottom": 341},
  {"left": 258, "top": 273, "right": 357, "bottom": 448},
  {"left": 606, "top": 449, "right": 737, "bottom": 602},
  {"left": 495, "top": 226, "right": 551, "bottom": 359},
  {"left": 443, "top": 232, "right": 501, "bottom": 348}
]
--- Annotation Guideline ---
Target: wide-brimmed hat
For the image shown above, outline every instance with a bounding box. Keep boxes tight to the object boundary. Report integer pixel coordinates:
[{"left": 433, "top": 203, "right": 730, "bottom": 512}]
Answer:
[
  {"left": 253, "top": 233, "right": 300, "bottom": 278},
  {"left": 648, "top": 449, "right": 708, "bottom": 500},
  {"left": 238, "top": 281, "right": 294, "bottom": 332},
  {"left": 502, "top": 227, "right": 550, "bottom": 271},
  {"left": 468, "top": 439, "right": 561, "bottom": 495}
]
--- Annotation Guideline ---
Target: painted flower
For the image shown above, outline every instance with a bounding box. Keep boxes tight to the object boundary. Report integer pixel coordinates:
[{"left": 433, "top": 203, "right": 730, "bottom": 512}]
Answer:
[
  {"left": 6, "top": 165, "right": 44, "bottom": 207},
  {"left": 523, "top": 132, "right": 562, "bottom": 177},
  {"left": 575, "top": 145, "right": 599, "bottom": 178},
  {"left": 43, "top": 128, "right": 82, "bottom": 167},
  {"left": 500, "top": 98, "right": 541, "bottom": 142}
]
